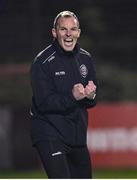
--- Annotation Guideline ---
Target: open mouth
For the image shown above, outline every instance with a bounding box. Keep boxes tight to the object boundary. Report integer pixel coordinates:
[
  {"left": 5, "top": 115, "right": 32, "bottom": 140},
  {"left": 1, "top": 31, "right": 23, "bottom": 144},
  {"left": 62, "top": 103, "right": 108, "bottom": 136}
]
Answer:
[{"left": 64, "top": 39, "right": 73, "bottom": 46}]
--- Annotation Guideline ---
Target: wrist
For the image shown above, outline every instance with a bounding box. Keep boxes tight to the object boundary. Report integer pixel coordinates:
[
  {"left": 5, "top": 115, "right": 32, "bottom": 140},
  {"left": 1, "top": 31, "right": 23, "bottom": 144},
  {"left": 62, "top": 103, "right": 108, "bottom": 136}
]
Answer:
[{"left": 87, "top": 91, "right": 96, "bottom": 100}]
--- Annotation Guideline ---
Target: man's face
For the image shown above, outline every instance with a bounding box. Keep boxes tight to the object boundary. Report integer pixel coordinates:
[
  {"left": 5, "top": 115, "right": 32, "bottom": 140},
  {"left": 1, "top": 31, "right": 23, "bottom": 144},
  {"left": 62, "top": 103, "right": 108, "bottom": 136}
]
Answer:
[{"left": 52, "top": 16, "right": 81, "bottom": 51}]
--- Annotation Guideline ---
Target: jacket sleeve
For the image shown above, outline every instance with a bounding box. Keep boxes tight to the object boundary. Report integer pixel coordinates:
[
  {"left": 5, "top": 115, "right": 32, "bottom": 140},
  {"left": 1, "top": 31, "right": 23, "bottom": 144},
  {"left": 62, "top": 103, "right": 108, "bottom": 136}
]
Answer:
[
  {"left": 78, "top": 57, "right": 98, "bottom": 109},
  {"left": 31, "top": 60, "right": 78, "bottom": 114}
]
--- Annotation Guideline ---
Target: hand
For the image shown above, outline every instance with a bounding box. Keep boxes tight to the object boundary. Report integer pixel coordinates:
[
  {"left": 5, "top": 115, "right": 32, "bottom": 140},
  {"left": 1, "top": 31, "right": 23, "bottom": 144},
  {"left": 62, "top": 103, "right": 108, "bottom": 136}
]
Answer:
[
  {"left": 85, "top": 81, "right": 96, "bottom": 99},
  {"left": 72, "top": 83, "right": 86, "bottom": 100}
]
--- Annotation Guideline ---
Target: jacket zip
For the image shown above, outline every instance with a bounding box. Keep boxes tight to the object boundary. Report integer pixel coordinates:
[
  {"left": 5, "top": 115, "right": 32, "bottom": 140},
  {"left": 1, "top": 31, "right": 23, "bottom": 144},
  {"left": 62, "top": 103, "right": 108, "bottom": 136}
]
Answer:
[{"left": 69, "top": 55, "right": 80, "bottom": 144}]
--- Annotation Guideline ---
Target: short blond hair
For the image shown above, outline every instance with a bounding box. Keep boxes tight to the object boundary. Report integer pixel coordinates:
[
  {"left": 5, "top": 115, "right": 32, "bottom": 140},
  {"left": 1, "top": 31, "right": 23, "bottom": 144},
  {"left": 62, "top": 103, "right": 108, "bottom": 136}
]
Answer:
[{"left": 53, "top": 10, "right": 79, "bottom": 29}]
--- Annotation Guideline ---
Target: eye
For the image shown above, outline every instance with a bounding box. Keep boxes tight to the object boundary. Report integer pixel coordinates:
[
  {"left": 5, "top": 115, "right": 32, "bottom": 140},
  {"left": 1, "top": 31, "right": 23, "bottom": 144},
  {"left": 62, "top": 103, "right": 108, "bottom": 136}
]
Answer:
[
  {"left": 71, "top": 27, "right": 79, "bottom": 31},
  {"left": 60, "top": 27, "right": 66, "bottom": 31}
]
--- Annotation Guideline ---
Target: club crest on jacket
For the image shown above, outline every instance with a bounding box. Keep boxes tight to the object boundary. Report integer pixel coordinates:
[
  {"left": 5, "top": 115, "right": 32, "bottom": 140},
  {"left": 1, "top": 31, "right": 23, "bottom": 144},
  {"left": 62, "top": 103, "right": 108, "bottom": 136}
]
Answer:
[{"left": 79, "top": 64, "right": 88, "bottom": 78}]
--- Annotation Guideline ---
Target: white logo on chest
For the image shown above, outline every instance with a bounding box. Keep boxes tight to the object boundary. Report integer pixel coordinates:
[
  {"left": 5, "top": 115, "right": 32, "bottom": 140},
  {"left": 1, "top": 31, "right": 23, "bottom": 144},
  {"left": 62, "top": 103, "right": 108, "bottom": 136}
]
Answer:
[
  {"left": 79, "top": 64, "right": 88, "bottom": 78},
  {"left": 55, "top": 71, "right": 66, "bottom": 76}
]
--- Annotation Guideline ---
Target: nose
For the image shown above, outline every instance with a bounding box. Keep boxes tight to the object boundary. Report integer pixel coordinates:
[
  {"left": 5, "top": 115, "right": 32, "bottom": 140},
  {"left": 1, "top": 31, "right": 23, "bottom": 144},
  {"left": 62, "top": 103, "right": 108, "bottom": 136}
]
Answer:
[{"left": 66, "top": 30, "right": 71, "bottom": 36}]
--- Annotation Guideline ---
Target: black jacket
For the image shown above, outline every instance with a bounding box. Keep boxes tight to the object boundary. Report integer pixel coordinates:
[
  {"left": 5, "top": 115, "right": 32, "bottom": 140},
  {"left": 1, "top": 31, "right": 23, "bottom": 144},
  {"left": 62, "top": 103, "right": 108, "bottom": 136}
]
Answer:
[{"left": 30, "top": 40, "right": 97, "bottom": 146}]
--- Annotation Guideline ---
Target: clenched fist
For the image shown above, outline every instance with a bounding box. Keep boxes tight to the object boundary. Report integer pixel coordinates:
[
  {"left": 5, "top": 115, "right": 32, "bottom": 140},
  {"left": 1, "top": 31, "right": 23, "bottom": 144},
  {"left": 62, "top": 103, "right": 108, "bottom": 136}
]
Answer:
[
  {"left": 72, "top": 81, "right": 96, "bottom": 101},
  {"left": 72, "top": 83, "right": 86, "bottom": 100},
  {"left": 85, "top": 81, "right": 96, "bottom": 99}
]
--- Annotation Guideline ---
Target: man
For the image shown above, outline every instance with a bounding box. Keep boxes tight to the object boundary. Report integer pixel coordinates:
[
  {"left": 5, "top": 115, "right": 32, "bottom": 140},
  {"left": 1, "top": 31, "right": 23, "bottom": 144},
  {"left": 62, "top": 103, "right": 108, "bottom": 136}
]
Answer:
[{"left": 30, "top": 10, "right": 97, "bottom": 178}]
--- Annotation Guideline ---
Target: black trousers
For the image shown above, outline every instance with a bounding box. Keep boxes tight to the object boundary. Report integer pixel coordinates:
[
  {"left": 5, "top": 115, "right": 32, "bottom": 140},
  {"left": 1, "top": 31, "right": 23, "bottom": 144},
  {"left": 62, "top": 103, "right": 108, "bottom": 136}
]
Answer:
[{"left": 35, "top": 139, "right": 92, "bottom": 179}]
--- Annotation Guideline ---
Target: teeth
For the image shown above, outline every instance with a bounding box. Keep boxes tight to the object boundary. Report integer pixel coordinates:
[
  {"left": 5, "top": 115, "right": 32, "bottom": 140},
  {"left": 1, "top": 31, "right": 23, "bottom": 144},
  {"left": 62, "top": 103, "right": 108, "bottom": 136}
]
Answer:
[{"left": 65, "top": 39, "right": 73, "bottom": 42}]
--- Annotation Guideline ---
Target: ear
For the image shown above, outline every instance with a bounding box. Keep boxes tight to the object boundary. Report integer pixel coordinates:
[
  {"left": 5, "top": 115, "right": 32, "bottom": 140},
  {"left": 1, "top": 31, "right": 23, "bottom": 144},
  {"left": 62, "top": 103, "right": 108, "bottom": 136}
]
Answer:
[
  {"left": 52, "top": 28, "right": 57, "bottom": 38},
  {"left": 78, "top": 28, "right": 81, "bottom": 38}
]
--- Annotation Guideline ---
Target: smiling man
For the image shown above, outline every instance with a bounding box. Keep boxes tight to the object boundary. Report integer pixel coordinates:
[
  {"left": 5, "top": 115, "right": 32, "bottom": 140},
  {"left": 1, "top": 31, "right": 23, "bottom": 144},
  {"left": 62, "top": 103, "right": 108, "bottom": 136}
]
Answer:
[
  {"left": 30, "top": 11, "right": 97, "bottom": 179},
  {"left": 52, "top": 11, "right": 81, "bottom": 51}
]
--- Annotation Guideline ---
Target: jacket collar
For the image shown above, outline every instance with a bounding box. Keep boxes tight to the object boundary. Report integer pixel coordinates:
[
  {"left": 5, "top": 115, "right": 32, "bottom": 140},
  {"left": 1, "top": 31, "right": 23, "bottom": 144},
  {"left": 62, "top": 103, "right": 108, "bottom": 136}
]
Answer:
[{"left": 52, "top": 39, "right": 80, "bottom": 57}]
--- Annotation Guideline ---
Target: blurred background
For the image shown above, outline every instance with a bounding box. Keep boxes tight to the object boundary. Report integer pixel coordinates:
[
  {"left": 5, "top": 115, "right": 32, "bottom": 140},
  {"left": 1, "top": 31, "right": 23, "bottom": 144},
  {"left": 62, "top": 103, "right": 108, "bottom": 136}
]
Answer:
[{"left": 0, "top": 0, "right": 137, "bottom": 178}]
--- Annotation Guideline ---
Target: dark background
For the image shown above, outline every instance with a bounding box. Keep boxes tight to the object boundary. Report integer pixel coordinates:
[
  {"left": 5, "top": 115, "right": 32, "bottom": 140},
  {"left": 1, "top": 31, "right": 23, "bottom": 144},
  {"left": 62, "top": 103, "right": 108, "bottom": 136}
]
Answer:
[
  {"left": 0, "top": 0, "right": 137, "bottom": 104},
  {"left": 0, "top": 0, "right": 137, "bottom": 173}
]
